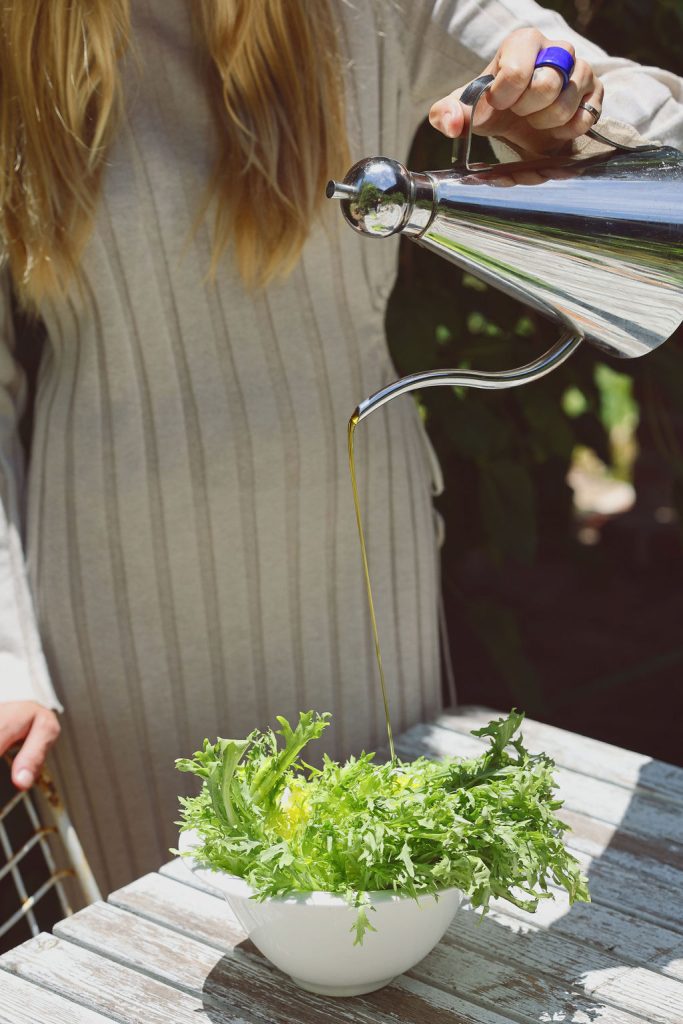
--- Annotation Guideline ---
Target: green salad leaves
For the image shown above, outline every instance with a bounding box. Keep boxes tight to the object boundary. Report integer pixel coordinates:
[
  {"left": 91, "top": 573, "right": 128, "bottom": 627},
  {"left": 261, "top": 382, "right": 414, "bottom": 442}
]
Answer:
[{"left": 176, "top": 710, "right": 589, "bottom": 942}]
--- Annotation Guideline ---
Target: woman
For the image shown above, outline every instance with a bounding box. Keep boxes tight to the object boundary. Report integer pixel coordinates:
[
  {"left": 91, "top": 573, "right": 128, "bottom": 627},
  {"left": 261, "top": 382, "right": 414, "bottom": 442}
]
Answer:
[{"left": 0, "top": 0, "right": 681, "bottom": 895}]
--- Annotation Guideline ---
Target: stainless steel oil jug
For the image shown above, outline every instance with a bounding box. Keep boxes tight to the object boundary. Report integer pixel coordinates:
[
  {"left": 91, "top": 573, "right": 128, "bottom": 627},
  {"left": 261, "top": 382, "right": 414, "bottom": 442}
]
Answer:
[{"left": 328, "top": 76, "right": 683, "bottom": 420}]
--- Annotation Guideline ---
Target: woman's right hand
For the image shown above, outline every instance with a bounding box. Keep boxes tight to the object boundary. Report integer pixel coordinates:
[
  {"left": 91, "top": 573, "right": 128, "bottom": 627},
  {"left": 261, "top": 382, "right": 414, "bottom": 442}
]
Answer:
[{"left": 0, "top": 701, "right": 61, "bottom": 789}]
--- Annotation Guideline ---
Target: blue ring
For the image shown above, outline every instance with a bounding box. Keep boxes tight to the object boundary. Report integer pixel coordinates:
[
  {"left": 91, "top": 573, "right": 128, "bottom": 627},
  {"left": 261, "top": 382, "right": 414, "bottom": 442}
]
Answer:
[{"left": 534, "top": 46, "right": 575, "bottom": 90}]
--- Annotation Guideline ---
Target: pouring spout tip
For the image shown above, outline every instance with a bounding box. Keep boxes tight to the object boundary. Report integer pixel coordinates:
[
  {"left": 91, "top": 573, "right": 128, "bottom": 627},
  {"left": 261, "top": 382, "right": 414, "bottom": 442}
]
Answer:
[{"left": 326, "top": 180, "right": 359, "bottom": 201}]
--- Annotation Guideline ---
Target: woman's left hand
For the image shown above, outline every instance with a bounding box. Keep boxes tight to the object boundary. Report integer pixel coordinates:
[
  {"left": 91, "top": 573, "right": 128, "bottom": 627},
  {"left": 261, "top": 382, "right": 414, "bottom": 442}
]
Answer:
[{"left": 429, "top": 27, "right": 604, "bottom": 156}]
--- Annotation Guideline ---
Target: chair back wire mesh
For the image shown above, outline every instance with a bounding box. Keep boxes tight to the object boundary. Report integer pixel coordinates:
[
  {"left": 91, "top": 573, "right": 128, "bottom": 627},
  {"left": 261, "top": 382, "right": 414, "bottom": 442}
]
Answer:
[{"left": 1, "top": 751, "right": 101, "bottom": 945}]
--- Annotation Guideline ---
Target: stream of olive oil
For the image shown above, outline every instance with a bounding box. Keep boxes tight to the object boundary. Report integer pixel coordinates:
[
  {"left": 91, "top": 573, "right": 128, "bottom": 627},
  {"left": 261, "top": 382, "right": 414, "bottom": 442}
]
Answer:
[{"left": 348, "top": 413, "right": 396, "bottom": 763}]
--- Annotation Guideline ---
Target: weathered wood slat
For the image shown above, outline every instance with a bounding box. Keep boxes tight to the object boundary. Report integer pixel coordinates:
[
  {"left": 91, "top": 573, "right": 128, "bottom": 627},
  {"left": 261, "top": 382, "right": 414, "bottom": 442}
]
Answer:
[
  {"left": 439, "top": 707, "right": 683, "bottom": 804},
  {"left": 109, "top": 869, "right": 683, "bottom": 1024},
  {"left": 488, "top": 892, "right": 683, "bottom": 982},
  {"left": 567, "top": 845, "right": 683, "bottom": 935},
  {"left": 0, "top": 970, "right": 113, "bottom": 1024},
  {"left": 0, "top": 933, "right": 237, "bottom": 1023},
  {"left": 515, "top": 810, "right": 683, "bottom": 934},
  {"left": 394, "top": 724, "right": 683, "bottom": 853},
  {"left": 115, "top": 869, "right": 683, "bottom": 986},
  {"left": 559, "top": 807, "right": 683, "bottom": 873},
  {"left": 56, "top": 902, "right": 376, "bottom": 1024},
  {"left": 371, "top": 975, "right": 540, "bottom": 1024},
  {"left": 439, "top": 905, "right": 683, "bottom": 1024},
  {"left": 161, "top": 855, "right": 220, "bottom": 893},
  {"left": 415, "top": 943, "right": 643, "bottom": 1024},
  {"left": 110, "top": 871, "right": 244, "bottom": 947},
  {"left": 52, "top": 901, "right": 525, "bottom": 1024}
]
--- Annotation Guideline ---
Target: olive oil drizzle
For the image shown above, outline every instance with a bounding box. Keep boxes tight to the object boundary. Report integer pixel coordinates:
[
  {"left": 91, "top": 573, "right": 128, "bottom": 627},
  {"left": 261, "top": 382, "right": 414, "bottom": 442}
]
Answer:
[{"left": 348, "top": 412, "right": 396, "bottom": 763}]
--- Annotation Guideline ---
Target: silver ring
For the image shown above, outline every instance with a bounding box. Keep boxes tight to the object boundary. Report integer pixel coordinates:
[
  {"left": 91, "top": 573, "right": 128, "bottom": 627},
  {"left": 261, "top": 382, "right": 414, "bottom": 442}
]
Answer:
[{"left": 579, "top": 102, "right": 601, "bottom": 124}]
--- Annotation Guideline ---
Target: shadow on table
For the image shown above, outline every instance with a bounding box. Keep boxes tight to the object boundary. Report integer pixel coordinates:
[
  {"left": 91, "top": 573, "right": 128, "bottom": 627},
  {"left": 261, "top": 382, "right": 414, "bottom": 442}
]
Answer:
[
  {"left": 200, "top": 939, "right": 498, "bottom": 1024},
  {"left": 528, "top": 755, "right": 683, "bottom": 1020},
  {"left": 198, "top": 759, "right": 682, "bottom": 1024}
]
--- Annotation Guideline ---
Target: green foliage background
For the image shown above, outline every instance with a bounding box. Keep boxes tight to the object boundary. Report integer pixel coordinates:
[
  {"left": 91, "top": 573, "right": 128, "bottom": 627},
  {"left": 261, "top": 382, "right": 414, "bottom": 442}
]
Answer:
[{"left": 386, "top": 0, "right": 683, "bottom": 716}]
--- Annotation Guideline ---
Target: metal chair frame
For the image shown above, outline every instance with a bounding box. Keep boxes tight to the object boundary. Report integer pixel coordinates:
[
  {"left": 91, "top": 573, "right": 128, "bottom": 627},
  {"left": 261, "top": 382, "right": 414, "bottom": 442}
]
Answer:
[{"left": 1, "top": 754, "right": 101, "bottom": 941}]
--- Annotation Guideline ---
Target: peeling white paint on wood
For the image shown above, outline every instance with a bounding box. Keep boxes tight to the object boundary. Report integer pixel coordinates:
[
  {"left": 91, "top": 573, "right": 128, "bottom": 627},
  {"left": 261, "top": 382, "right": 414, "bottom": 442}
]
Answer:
[
  {"left": 110, "top": 870, "right": 244, "bottom": 948},
  {"left": 0, "top": 933, "right": 238, "bottom": 1023},
  {"left": 487, "top": 892, "right": 683, "bottom": 981},
  {"left": 0, "top": 970, "right": 113, "bottom": 1024},
  {"left": 160, "top": 855, "right": 232, "bottom": 896},
  {"left": 437, "top": 904, "right": 683, "bottom": 1024}
]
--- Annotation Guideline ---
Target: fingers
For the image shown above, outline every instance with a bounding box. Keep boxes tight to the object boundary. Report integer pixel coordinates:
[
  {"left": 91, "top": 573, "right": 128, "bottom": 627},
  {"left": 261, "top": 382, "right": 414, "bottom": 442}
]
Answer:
[
  {"left": 526, "top": 59, "right": 597, "bottom": 131},
  {"left": 551, "top": 78, "right": 605, "bottom": 140},
  {"left": 11, "top": 708, "right": 60, "bottom": 790},
  {"left": 510, "top": 67, "right": 565, "bottom": 117},
  {"left": 488, "top": 29, "right": 576, "bottom": 111},
  {"left": 428, "top": 27, "right": 602, "bottom": 151}
]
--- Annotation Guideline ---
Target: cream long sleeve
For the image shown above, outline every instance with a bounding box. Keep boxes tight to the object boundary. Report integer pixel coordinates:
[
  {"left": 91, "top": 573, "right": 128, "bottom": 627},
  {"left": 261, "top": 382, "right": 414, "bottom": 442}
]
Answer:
[{"left": 0, "top": 271, "right": 62, "bottom": 711}]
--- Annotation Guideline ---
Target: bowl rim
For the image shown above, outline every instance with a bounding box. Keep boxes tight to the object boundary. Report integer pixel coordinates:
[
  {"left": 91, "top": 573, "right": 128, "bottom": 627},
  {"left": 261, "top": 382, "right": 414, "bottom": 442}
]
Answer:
[{"left": 177, "top": 828, "right": 462, "bottom": 908}]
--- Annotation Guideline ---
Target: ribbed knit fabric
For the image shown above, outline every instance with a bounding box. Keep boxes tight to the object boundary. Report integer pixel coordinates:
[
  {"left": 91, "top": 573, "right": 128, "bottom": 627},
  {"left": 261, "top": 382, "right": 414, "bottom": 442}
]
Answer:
[{"left": 1, "top": 0, "right": 682, "bottom": 895}]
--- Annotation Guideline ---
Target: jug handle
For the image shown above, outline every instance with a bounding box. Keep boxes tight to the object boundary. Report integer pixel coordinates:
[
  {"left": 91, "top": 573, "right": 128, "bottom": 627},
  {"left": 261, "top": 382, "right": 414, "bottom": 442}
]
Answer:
[
  {"left": 451, "top": 75, "right": 495, "bottom": 170},
  {"left": 451, "top": 73, "right": 660, "bottom": 169}
]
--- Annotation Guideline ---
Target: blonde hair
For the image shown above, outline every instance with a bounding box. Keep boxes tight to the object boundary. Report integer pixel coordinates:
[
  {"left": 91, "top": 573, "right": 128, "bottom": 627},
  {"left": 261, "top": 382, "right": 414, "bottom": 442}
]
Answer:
[{"left": 0, "top": 0, "right": 349, "bottom": 306}]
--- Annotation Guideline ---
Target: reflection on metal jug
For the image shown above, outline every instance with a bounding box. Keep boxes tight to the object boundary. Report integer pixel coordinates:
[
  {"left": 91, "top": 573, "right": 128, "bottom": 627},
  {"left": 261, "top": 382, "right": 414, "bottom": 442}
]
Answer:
[{"left": 328, "top": 76, "right": 683, "bottom": 421}]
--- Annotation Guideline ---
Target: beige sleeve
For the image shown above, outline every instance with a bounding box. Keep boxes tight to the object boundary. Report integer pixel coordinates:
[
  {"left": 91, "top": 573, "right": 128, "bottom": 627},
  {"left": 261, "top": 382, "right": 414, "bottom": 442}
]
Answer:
[
  {"left": 403, "top": 0, "right": 683, "bottom": 149},
  {"left": 489, "top": 116, "right": 655, "bottom": 165},
  {"left": 0, "top": 269, "right": 62, "bottom": 711}
]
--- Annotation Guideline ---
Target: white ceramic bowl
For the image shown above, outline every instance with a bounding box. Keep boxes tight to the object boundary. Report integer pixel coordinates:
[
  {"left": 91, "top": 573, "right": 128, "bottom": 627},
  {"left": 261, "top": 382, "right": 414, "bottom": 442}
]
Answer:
[{"left": 178, "top": 829, "right": 462, "bottom": 997}]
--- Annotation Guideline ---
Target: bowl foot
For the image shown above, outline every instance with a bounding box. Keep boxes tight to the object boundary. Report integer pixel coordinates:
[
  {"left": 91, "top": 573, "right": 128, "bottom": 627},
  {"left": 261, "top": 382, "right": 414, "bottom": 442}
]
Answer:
[{"left": 290, "top": 976, "right": 395, "bottom": 998}]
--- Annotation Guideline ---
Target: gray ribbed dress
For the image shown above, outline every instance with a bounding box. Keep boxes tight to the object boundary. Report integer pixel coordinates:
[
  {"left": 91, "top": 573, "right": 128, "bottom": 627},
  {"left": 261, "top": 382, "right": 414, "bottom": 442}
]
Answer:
[{"left": 1, "top": 0, "right": 681, "bottom": 895}]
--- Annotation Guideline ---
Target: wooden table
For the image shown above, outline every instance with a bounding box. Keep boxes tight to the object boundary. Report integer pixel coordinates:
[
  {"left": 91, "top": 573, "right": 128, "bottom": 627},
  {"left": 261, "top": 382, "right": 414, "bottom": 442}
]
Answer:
[{"left": 2, "top": 706, "right": 683, "bottom": 1023}]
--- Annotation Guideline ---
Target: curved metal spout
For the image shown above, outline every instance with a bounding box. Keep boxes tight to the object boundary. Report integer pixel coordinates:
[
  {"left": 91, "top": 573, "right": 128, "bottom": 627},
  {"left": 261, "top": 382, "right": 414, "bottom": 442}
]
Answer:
[{"left": 352, "top": 331, "right": 583, "bottom": 423}]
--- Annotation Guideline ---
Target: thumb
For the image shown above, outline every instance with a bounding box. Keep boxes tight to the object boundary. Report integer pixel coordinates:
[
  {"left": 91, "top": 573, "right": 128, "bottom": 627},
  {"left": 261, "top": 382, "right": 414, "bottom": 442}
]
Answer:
[
  {"left": 428, "top": 92, "right": 470, "bottom": 139},
  {"left": 12, "top": 710, "right": 60, "bottom": 790}
]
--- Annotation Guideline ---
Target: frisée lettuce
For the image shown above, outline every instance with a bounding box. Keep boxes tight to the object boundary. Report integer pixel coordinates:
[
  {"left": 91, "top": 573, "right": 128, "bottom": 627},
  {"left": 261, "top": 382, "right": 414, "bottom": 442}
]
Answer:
[{"left": 175, "top": 709, "right": 589, "bottom": 943}]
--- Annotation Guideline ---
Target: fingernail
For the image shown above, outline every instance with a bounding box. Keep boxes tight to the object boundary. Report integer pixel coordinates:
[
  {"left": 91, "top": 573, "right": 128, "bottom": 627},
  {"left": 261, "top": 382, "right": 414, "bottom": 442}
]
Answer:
[{"left": 15, "top": 768, "right": 34, "bottom": 788}]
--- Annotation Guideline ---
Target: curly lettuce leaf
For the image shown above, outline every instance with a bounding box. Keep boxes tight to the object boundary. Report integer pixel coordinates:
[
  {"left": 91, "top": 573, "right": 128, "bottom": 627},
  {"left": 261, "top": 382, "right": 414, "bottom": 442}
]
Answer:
[{"left": 176, "top": 709, "right": 590, "bottom": 942}]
